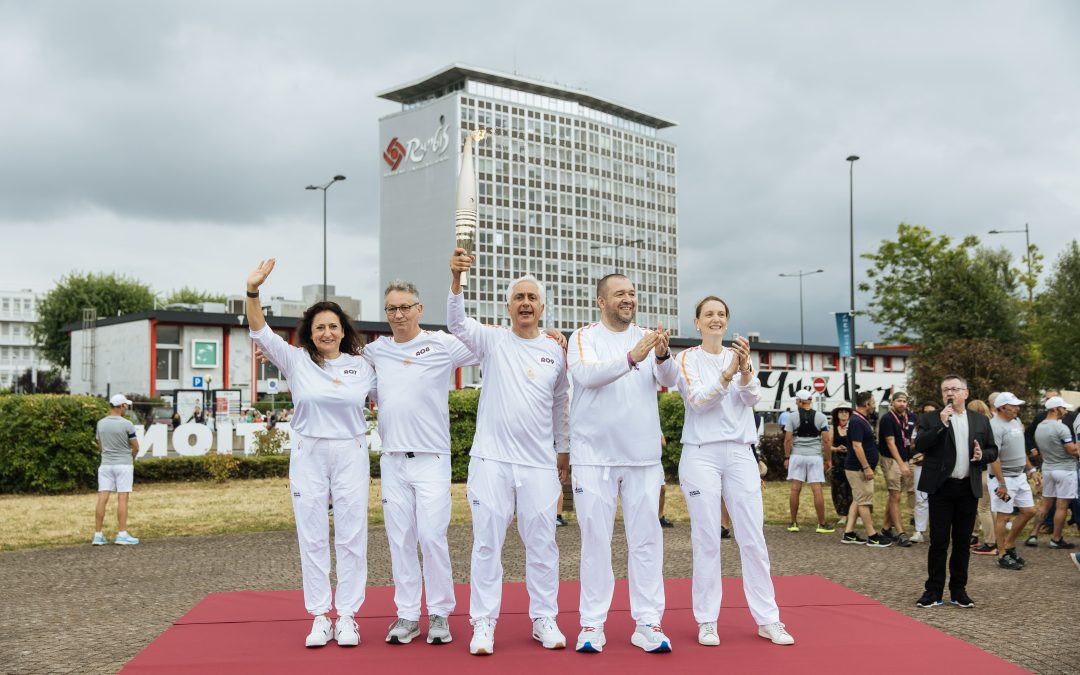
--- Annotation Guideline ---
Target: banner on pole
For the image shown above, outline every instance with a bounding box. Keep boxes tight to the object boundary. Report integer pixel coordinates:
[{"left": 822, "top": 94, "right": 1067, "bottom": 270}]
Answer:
[{"left": 835, "top": 312, "right": 854, "bottom": 358}]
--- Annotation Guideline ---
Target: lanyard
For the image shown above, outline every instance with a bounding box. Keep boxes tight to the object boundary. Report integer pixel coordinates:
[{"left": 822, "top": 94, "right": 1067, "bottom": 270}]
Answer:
[{"left": 890, "top": 410, "right": 909, "bottom": 447}]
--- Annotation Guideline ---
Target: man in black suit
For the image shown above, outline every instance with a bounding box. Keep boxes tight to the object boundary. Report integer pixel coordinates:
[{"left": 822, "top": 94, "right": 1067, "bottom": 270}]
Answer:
[{"left": 915, "top": 375, "right": 998, "bottom": 609}]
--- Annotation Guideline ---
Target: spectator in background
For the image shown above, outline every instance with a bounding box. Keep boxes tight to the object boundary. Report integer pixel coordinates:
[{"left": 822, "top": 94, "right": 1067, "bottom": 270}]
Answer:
[
  {"left": 777, "top": 407, "right": 792, "bottom": 429},
  {"left": 1032, "top": 396, "right": 1078, "bottom": 549},
  {"left": 967, "top": 399, "right": 998, "bottom": 556},
  {"left": 92, "top": 394, "right": 141, "bottom": 546},
  {"left": 908, "top": 402, "right": 939, "bottom": 543},
  {"left": 987, "top": 393, "right": 1039, "bottom": 570},
  {"left": 187, "top": 406, "right": 207, "bottom": 424},
  {"left": 783, "top": 389, "right": 832, "bottom": 533},
  {"left": 659, "top": 435, "right": 674, "bottom": 528},
  {"left": 828, "top": 403, "right": 854, "bottom": 525},
  {"left": 878, "top": 392, "right": 915, "bottom": 547},
  {"left": 171, "top": 411, "right": 182, "bottom": 429},
  {"left": 1026, "top": 390, "right": 1060, "bottom": 465},
  {"left": 841, "top": 392, "right": 890, "bottom": 547}
]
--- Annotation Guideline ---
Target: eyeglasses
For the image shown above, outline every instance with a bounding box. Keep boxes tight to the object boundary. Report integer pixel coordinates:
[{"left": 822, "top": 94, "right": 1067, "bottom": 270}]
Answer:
[
  {"left": 384, "top": 302, "right": 419, "bottom": 316},
  {"left": 941, "top": 386, "right": 967, "bottom": 393}
]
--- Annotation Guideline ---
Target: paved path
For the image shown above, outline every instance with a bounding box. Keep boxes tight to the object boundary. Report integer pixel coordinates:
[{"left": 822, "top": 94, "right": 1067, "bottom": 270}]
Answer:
[{"left": 1, "top": 524, "right": 1076, "bottom": 674}]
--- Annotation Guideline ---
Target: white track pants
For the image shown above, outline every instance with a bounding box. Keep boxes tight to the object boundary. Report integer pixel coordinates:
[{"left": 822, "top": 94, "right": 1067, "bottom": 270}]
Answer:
[
  {"left": 290, "top": 434, "right": 369, "bottom": 617},
  {"left": 575, "top": 463, "right": 666, "bottom": 627},
  {"left": 913, "top": 465, "right": 929, "bottom": 533},
  {"left": 467, "top": 457, "right": 561, "bottom": 622},
  {"left": 680, "top": 442, "right": 780, "bottom": 626},
  {"left": 380, "top": 452, "right": 454, "bottom": 620}
]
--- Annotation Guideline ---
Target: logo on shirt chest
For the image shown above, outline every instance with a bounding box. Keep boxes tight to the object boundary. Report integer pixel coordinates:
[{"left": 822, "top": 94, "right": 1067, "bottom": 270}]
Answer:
[{"left": 415, "top": 347, "right": 431, "bottom": 357}]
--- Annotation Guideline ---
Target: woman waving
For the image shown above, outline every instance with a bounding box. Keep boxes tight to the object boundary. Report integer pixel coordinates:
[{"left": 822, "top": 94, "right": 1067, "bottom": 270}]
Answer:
[{"left": 246, "top": 258, "right": 376, "bottom": 649}]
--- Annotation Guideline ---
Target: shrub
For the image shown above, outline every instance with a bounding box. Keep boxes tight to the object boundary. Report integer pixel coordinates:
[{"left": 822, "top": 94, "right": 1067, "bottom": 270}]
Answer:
[
  {"left": 134, "top": 455, "right": 290, "bottom": 483},
  {"left": 0, "top": 394, "right": 109, "bottom": 493},
  {"left": 253, "top": 427, "right": 289, "bottom": 456},
  {"left": 204, "top": 452, "right": 241, "bottom": 482},
  {"left": 448, "top": 389, "right": 480, "bottom": 481}
]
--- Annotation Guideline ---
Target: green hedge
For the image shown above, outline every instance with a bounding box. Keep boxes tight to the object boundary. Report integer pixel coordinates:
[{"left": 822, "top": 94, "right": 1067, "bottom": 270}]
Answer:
[
  {"left": 2, "top": 390, "right": 779, "bottom": 492},
  {"left": 0, "top": 394, "right": 109, "bottom": 493},
  {"left": 135, "top": 454, "right": 290, "bottom": 483}
]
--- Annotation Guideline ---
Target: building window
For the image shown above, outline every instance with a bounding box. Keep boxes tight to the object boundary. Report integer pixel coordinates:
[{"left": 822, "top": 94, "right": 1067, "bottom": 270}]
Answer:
[
  {"left": 823, "top": 354, "right": 839, "bottom": 371},
  {"left": 156, "top": 349, "right": 181, "bottom": 380},
  {"left": 860, "top": 356, "right": 876, "bottom": 372},
  {"left": 886, "top": 356, "right": 906, "bottom": 373},
  {"left": 757, "top": 351, "right": 771, "bottom": 369}
]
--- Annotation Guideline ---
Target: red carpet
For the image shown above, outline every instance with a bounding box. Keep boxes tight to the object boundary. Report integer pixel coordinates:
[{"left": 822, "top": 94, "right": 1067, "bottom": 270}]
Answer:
[{"left": 124, "top": 576, "right": 1025, "bottom": 674}]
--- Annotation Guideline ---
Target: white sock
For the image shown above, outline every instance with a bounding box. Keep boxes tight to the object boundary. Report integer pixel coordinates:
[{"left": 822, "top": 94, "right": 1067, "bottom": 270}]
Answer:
[
  {"left": 94, "top": 531, "right": 103, "bottom": 537},
  {"left": 118, "top": 531, "right": 128, "bottom": 537}
]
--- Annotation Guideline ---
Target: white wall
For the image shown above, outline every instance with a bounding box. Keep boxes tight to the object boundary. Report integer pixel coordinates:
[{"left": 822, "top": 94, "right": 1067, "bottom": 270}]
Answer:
[{"left": 70, "top": 321, "right": 151, "bottom": 396}]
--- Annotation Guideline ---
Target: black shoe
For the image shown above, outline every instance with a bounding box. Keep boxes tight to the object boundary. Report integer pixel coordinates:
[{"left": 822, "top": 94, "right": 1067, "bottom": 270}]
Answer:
[
  {"left": 972, "top": 543, "right": 998, "bottom": 556},
  {"left": 1024, "top": 535, "right": 1038, "bottom": 547},
  {"left": 1004, "top": 548, "right": 1026, "bottom": 567},
  {"left": 969, "top": 535, "right": 979, "bottom": 547},
  {"left": 866, "top": 533, "right": 892, "bottom": 548},
  {"left": 896, "top": 533, "right": 912, "bottom": 547},
  {"left": 720, "top": 527, "right": 732, "bottom": 539},
  {"left": 659, "top": 516, "right": 674, "bottom": 529},
  {"left": 1049, "top": 538, "right": 1076, "bottom": 549},
  {"left": 916, "top": 591, "right": 943, "bottom": 608},
  {"left": 997, "top": 555, "right": 1022, "bottom": 571},
  {"left": 841, "top": 531, "right": 866, "bottom": 545},
  {"left": 950, "top": 591, "right": 975, "bottom": 608},
  {"left": 555, "top": 514, "right": 567, "bottom": 527},
  {"left": 881, "top": 528, "right": 896, "bottom": 541}
]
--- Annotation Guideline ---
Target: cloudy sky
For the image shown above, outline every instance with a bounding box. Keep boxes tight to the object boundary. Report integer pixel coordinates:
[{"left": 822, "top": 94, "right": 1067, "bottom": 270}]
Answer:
[{"left": 3, "top": 1, "right": 1077, "bottom": 344}]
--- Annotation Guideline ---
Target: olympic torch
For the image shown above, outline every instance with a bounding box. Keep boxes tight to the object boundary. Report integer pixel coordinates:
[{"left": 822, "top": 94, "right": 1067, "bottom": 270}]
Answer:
[{"left": 455, "top": 128, "right": 489, "bottom": 286}]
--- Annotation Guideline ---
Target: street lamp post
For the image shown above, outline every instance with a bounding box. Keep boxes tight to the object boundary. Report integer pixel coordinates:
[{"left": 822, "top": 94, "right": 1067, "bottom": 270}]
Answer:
[
  {"left": 988, "top": 223, "right": 1033, "bottom": 303},
  {"left": 779, "top": 269, "right": 824, "bottom": 370},
  {"left": 305, "top": 175, "right": 347, "bottom": 302},
  {"left": 846, "top": 155, "right": 859, "bottom": 399}
]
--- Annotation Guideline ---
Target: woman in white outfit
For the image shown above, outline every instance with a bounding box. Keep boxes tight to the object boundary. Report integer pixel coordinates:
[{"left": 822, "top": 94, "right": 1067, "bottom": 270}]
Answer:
[
  {"left": 675, "top": 296, "right": 795, "bottom": 647},
  {"left": 245, "top": 259, "right": 377, "bottom": 648}
]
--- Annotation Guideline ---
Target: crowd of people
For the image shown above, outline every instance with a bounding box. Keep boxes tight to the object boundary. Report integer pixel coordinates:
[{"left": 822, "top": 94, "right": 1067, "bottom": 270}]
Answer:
[
  {"left": 88, "top": 249, "right": 1079, "bottom": 656},
  {"left": 783, "top": 380, "right": 1079, "bottom": 606}
]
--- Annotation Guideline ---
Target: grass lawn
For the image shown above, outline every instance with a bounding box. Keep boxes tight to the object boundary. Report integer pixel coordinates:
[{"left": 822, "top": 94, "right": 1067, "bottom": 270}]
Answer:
[{"left": 1, "top": 476, "right": 896, "bottom": 552}]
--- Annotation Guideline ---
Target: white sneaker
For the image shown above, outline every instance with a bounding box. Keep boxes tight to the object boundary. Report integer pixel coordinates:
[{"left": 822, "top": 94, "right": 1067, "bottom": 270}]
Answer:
[
  {"left": 631, "top": 623, "right": 672, "bottom": 653},
  {"left": 531, "top": 617, "right": 565, "bottom": 649},
  {"left": 758, "top": 622, "right": 795, "bottom": 645},
  {"left": 304, "top": 615, "right": 333, "bottom": 648},
  {"left": 335, "top": 616, "right": 360, "bottom": 647},
  {"left": 385, "top": 618, "right": 420, "bottom": 644},
  {"left": 697, "top": 621, "right": 719, "bottom": 646},
  {"left": 469, "top": 618, "right": 495, "bottom": 655},
  {"left": 909, "top": 531, "right": 924, "bottom": 543},
  {"left": 576, "top": 625, "right": 606, "bottom": 653}
]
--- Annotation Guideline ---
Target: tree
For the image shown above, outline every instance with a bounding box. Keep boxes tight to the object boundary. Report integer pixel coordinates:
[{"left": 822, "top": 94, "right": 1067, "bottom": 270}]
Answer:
[
  {"left": 33, "top": 272, "right": 156, "bottom": 368},
  {"left": 860, "top": 223, "right": 1024, "bottom": 345},
  {"left": 163, "top": 287, "right": 226, "bottom": 305},
  {"left": 1033, "top": 240, "right": 1080, "bottom": 389},
  {"left": 15, "top": 367, "right": 69, "bottom": 394},
  {"left": 908, "top": 339, "right": 1032, "bottom": 410}
]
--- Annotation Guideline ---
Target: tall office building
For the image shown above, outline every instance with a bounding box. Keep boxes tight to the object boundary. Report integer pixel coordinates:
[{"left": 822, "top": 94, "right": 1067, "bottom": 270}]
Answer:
[{"left": 378, "top": 64, "right": 678, "bottom": 332}]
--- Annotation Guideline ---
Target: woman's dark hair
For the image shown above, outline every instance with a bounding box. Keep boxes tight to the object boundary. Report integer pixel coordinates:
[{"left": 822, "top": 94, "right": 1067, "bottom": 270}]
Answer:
[
  {"left": 694, "top": 295, "right": 731, "bottom": 319},
  {"left": 297, "top": 301, "right": 362, "bottom": 367}
]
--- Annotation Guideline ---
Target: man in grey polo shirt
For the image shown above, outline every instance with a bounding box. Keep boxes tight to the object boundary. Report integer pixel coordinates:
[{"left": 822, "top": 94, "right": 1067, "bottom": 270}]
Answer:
[
  {"left": 93, "top": 394, "right": 141, "bottom": 546},
  {"left": 1033, "top": 396, "right": 1078, "bottom": 549},
  {"left": 988, "top": 393, "right": 1040, "bottom": 570},
  {"left": 783, "top": 389, "right": 832, "bottom": 533}
]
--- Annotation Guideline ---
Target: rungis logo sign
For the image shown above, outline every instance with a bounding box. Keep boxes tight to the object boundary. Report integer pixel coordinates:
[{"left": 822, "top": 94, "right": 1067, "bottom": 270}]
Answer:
[
  {"left": 382, "top": 115, "right": 451, "bottom": 173},
  {"left": 383, "top": 138, "right": 406, "bottom": 170}
]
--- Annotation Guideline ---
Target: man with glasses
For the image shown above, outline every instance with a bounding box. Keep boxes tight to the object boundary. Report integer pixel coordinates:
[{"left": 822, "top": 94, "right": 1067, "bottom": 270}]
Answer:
[
  {"left": 362, "top": 280, "right": 478, "bottom": 646},
  {"left": 915, "top": 375, "right": 997, "bottom": 610}
]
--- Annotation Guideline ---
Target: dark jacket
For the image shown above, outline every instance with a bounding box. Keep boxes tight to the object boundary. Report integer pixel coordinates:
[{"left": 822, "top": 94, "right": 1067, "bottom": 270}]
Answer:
[{"left": 915, "top": 410, "right": 998, "bottom": 497}]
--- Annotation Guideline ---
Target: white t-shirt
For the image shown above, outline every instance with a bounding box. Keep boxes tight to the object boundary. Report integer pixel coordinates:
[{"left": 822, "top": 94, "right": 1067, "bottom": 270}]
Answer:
[
  {"left": 675, "top": 346, "right": 761, "bottom": 446},
  {"left": 363, "top": 330, "right": 476, "bottom": 454},
  {"left": 447, "top": 290, "right": 569, "bottom": 468},
  {"left": 249, "top": 324, "right": 375, "bottom": 440},
  {"left": 566, "top": 321, "right": 679, "bottom": 466}
]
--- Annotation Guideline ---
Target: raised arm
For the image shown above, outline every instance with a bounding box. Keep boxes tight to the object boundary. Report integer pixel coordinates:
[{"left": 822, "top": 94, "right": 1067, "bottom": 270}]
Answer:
[
  {"left": 245, "top": 258, "right": 275, "bottom": 333},
  {"left": 447, "top": 248, "right": 493, "bottom": 359}
]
